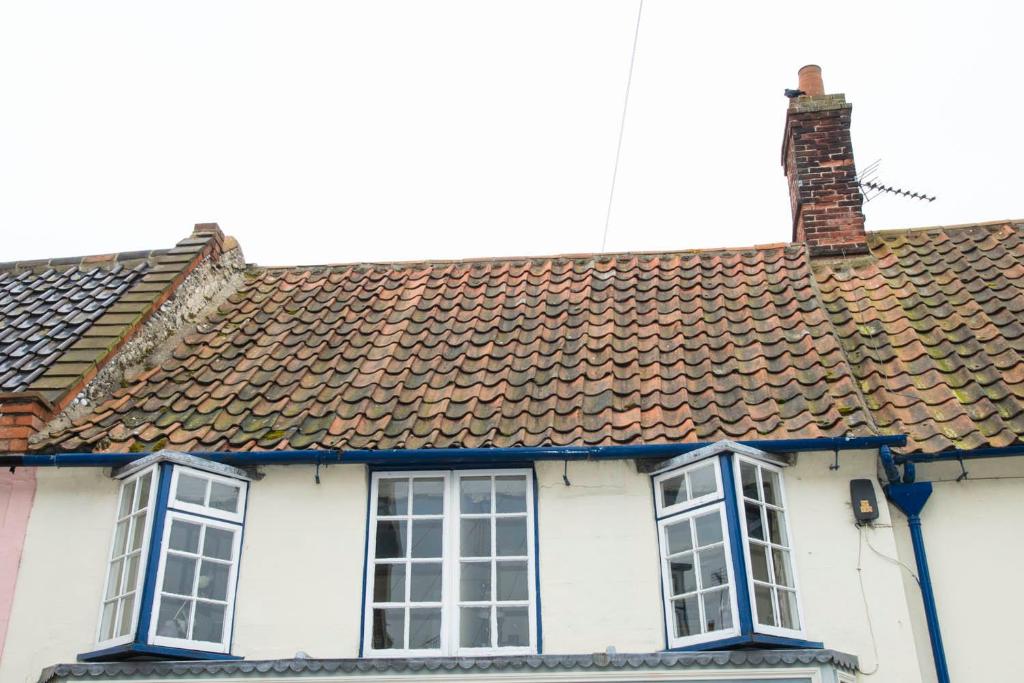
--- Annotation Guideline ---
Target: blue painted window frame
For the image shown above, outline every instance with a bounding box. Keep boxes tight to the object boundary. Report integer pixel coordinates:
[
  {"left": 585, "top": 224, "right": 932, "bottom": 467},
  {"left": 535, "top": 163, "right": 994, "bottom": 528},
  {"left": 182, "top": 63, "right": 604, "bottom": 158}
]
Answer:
[
  {"left": 653, "top": 452, "right": 822, "bottom": 652},
  {"left": 358, "top": 464, "right": 542, "bottom": 658},
  {"left": 79, "top": 461, "right": 249, "bottom": 662}
]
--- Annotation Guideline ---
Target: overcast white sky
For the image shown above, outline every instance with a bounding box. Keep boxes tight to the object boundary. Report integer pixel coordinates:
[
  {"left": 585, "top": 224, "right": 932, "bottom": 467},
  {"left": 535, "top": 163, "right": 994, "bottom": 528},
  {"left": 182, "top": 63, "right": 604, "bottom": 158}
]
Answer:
[{"left": 1, "top": 1, "right": 1020, "bottom": 266}]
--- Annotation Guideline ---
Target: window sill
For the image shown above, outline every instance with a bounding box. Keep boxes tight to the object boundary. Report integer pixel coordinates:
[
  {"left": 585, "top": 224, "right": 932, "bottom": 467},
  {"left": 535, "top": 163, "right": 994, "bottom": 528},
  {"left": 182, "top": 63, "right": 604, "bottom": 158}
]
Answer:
[
  {"left": 667, "top": 633, "right": 824, "bottom": 652},
  {"left": 78, "top": 643, "right": 242, "bottom": 662}
]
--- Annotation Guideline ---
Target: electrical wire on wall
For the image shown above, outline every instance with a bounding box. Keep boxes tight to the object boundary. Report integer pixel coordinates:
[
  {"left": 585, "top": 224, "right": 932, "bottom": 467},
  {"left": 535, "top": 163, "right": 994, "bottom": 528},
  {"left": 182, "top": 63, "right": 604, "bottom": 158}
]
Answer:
[
  {"left": 599, "top": 0, "right": 644, "bottom": 253},
  {"left": 854, "top": 522, "right": 923, "bottom": 677},
  {"left": 856, "top": 525, "right": 882, "bottom": 676}
]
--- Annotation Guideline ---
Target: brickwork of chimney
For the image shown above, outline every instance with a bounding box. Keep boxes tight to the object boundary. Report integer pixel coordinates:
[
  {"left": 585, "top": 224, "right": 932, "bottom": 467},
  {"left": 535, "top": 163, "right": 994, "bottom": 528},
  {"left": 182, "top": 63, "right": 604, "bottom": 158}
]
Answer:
[
  {"left": 782, "top": 92, "right": 868, "bottom": 257},
  {"left": 0, "top": 394, "right": 53, "bottom": 453}
]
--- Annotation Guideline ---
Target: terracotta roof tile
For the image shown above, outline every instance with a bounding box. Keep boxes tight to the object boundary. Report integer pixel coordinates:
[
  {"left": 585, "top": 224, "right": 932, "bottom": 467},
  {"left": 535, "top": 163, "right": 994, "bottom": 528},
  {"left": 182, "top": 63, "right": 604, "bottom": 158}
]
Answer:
[
  {"left": 44, "top": 245, "right": 874, "bottom": 452},
  {"left": 814, "top": 220, "right": 1024, "bottom": 452}
]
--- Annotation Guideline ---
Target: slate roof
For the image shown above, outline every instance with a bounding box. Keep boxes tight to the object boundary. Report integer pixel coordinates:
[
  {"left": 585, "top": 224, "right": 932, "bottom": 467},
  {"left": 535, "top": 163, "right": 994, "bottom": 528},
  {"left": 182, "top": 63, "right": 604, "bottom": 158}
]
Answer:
[
  {"left": 814, "top": 220, "right": 1024, "bottom": 453},
  {"left": 44, "top": 244, "right": 875, "bottom": 452},
  {"left": 39, "top": 650, "right": 858, "bottom": 681},
  {"left": 0, "top": 226, "right": 227, "bottom": 412},
  {"left": 0, "top": 257, "right": 152, "bottom": 392}
]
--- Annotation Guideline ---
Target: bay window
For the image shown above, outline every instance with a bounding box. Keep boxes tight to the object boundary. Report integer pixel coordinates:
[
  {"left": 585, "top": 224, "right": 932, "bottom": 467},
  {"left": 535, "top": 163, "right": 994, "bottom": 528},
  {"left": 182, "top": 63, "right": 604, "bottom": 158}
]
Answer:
[
  {"left": 652, "top": 442, "right": 807, "bottom": 651},
  {"left": 86, "top": 453, "right": 250, "bottom": 661},
  {"left": 363, "top": 469, "right": 537, "bottom": 657}
]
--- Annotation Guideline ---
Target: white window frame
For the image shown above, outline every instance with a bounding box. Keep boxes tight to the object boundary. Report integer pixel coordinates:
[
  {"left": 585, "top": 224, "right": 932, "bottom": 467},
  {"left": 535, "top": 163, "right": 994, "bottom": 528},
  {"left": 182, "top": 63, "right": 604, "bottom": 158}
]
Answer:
[
  {"left": 149, "top": 510, "right": 244, "bottom": 653},
  {"left": 657, "top": 501, "right": 742, "bottom": 648},
  {"left": 652, "top": 455, "right": 724, "bottom": 517},
  {"left": 168, "top": 466, "right": 247, "bottom": 523},
  {"left": 732, "top": 454, "right": 807, "bottom": 640},
  {"left": 363, "top": 468, "right": 538, "bottom": 658},
  {"left": 94, "top": 465, "right": 160, "bottom": 648}
]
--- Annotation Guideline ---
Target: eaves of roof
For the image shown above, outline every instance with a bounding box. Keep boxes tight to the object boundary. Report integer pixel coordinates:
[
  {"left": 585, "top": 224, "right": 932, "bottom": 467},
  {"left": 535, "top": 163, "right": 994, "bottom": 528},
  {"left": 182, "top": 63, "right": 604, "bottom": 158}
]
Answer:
[{"left": 39, "top": 649, "right": 858, "bottom": 681}]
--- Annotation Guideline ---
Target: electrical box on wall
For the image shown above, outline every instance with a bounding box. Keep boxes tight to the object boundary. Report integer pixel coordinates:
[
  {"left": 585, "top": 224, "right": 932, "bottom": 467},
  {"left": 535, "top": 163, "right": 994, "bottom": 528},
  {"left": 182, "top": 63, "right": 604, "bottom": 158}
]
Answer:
[{"left": 850, "top": 479, "right": 880, "bottom": 523}]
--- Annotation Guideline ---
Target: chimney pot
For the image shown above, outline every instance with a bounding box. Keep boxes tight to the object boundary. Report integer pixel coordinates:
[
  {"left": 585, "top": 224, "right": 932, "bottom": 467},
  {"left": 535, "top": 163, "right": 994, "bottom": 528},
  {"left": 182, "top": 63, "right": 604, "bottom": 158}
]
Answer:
[{"left": 797, "top": 64, "right": 825, "bottom": 97}]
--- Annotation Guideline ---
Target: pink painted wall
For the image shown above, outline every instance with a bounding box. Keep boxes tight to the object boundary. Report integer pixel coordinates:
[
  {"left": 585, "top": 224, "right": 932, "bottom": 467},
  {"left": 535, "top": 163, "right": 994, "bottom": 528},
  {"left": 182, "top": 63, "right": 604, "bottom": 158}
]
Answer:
[{"left": 0, "top": 467, "right": 36, "bottom": 658}]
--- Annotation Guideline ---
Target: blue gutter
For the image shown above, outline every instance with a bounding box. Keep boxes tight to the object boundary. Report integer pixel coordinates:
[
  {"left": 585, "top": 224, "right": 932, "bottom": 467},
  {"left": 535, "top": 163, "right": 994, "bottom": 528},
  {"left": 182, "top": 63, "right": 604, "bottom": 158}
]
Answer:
[
  {"left": 0, "top": 435, "right": 904, "bottom": 468},
  {"left": 893, "top": 443, "right": 1024, "bottom": 465}
]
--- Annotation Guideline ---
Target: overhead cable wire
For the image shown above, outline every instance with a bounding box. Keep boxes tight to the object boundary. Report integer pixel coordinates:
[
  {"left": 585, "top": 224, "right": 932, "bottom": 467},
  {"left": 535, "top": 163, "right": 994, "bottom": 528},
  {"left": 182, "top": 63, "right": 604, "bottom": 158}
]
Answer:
[{"left": 599, "top": 0, "right": 644, "bottom": 253}]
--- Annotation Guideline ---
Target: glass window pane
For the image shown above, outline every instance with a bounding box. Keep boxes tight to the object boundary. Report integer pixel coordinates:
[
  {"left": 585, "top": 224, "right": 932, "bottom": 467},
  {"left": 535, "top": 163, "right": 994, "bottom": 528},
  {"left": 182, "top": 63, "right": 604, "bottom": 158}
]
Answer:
[
  {"left": 740, "top": 462, "right": 759, "bottom": 500},
  {"left": 156, "top": 596, "right": 192, "bottom": 638},
  {"left": 694, "top": 510, "right": 723, "bottom": 547},
  {"left": 669, "top": 553, "right": 696, "bottom": 596},
  {"left": 496, "top": 560, "right": 528, "bottom": 601},
  {"left": 412, "top": 478, "right": 444, "bottom": 515},
  {"left": 665, "top": 520, "right": 693, "bottom": 555},
  {"left": 372, "top": 608, "right": 404, "bottom": 649},
  {"left": 176, "top": 473, "right": 207, "bottom": 506},
  {"left": 460, "top": 606, "right": 491, "bottom": 648},
  {"left": 203, "top": 527, "right": 235, "bottom": 561},
  {"left": 410, "top": 563, "right": 442, "bottom": 602},
  {"left": 408, "top": 608, "right": 442, "bottom": 649},
  {"left": 130, "top": 512, "right": 146, "bottom": 551},
  {"left": 497, "top": 606, "right": 529, "bottom": 647},
  {"left": 119, "top": 480, "right": 136, "bottom": 518},
  {"left": 778, "top": 589, "right": 800, "bottom": 630},
  {"left": 772, "top": 548, "right": 794, "bottom": 588},
  {"left": 162, "top": 554, "right": 197, "bottom": 595},
  {"left": 169, "top": 519, "right": 201, "bottom": 553},
  {"left": 688, "top": 463, "right": 717, "bottom": 498},
  {"left": 698, "top": 546, "right": 728, "bottom": 588},
  {"left": 116, "top": 593, "right": 135, "bottom": 637},
  {"left": 766, "top": 509, "right": 788, "bottom": 546},
  {"left": 496, "top": 517, "right": 527, "bottom": 556},
  {"left": 460, "top": 518, "right": 490, "bottom": 558},
  {"left": 410, "top": 519, "right": 443, "bottom": 558},
  {"left": 375, "top": 520, "right": 408, "bottom": 559},
  {"left": 377, "top": 479, "right": 409, "bottom": 516},
  {"left": 702, "top": 587, "right": 733, "bottom": 632},
  {"left": 100, "top": 600, "right": 117, "bottom": 641},
  {"left": 754, "top": 583, "right": 776, "bottom": 627},
  {"left": 460, "top": 477, "right": 491, "bottom": 514},
  {"left": 193, "top": 601, "right": 226, "bottom": 643},
  {"left": 124, "top": 553, "right": 140, "bottom": 591},
  {"left": 660, "top": 474, "right": 687, "bottom": 507},
  {"left": 673, "top": 595, "right": 700, "bottom": 637},
  {"left": 137, "top": 472, "right": 152, "bottom": 509},
  {"left": 374, "top": 563, "right": 406, "bottom": 603},
  {"left": 209, "top": 482, "right": 240, "bottom": 513},
  {"left": 197, "top": 560, "right": 231, "bottom": 601},
  {"left": 762, "top": 469, "right": 782, "bottom": 506},
  {"left": 113, "top": 519, "right": 129, "bottom": 556},
  {"left": 495, "top": 476, "right": 527, "bottom": 513},
  {"left": 745, "top": 503, "right": 765, "bottom": 540},
  {"left": 106, "top": 559, "right": 123, "bottom": 599},
  {"left": 460, "top": 561, "right": 491, "bottom": 601},
  {"left": 749, "top": 542, "right": 770, "bottom": 582}
]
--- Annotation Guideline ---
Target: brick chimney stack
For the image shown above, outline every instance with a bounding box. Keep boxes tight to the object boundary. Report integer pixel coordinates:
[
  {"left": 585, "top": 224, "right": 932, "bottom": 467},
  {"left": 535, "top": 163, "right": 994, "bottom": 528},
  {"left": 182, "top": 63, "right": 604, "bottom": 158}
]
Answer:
[{"left": 782, "top": 65, "right": 867, "bottom": 257}]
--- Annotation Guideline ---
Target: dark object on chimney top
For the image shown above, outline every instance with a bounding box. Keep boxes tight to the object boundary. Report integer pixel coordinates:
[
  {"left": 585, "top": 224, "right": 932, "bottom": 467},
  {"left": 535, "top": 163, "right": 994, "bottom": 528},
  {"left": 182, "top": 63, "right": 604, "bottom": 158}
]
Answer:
[{"left": 784, "top": 89, "right": 806, "bottom": 99}]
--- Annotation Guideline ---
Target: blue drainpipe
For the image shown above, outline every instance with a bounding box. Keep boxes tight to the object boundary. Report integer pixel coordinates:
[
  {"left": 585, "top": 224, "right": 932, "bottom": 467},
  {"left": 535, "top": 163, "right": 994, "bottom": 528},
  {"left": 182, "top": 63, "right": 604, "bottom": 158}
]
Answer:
[{"left": 881, "top": 446, "right": 950, "bottom": 683}]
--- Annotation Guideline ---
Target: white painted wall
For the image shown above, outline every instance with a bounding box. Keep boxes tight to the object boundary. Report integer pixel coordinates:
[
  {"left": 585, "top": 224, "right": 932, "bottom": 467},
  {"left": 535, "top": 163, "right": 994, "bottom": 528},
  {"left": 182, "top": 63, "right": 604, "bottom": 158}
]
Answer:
[
  {"left": 3, "top": 452, "right": 926, "bottom": 683},
  {"left": 890, "top": 457, "right": 1024, "bottom": 683},
  {"left": 231, "top": 464, "right": 367, "bottom": 658},
  {"left": 0, "top": 468, "right": 119, "bottom": 683},
  {"left": 533, "top": 459, "right": 665, "bottom": 653}
]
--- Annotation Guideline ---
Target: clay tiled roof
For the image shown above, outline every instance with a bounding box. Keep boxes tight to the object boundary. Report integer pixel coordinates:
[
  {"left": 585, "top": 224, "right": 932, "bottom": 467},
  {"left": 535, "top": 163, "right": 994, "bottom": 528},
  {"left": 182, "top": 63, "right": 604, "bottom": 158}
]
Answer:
[
  {"left": 44, "top": 244, "right": 874, "bottom": 452},
  {"left": 814, "top": 221, "right": 1024, "bottom": 453},
  {"left": 0, "top": 257, "right": 152, "bottom": 393}
]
